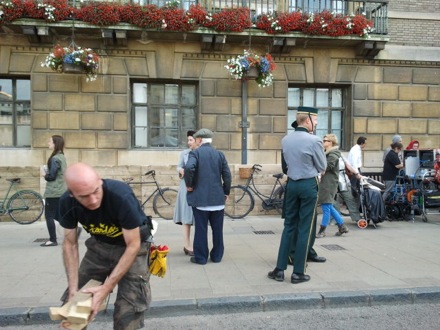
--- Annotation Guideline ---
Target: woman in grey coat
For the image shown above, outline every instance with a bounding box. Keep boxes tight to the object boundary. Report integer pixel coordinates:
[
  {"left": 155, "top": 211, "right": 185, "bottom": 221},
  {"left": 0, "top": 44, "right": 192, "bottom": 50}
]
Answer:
[
  {"left": 316, "top": 134, "right": 349, "bottom": 238},
  {"left": 173, "top": 130, "right": 197, "bottom": 256}
]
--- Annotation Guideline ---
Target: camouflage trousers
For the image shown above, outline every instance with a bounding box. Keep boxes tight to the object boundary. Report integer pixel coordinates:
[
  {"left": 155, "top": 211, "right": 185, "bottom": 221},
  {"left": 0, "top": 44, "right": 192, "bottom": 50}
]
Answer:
[{"left": 63, "top": 237, "right": 151, "bottom": 330}]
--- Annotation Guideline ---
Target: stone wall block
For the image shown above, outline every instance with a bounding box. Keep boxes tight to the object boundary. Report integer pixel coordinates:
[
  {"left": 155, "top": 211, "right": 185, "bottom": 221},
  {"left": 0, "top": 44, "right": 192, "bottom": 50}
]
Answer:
[
  {"left": 399, "top": 119, "right": 427, "bottom": 133},
  {"left": 428, "top": 122, "right": 440, "bottom": 135},
  {"left": 428, "top": 87, "right": 440, "bottom": 101},
  {"left": 353, "top": 101, "right": 381, "bottom": 116},
  {"left": 382, "top": 102, "right": 412, "bottom": 117},
  {"left": 201, "top": 80, "right": 215, "bottom": 96},
  {"left": 64, "top": 132, "right": 96, "bottom": 149},
  {"left": 336, "top": 65, "right": 357, "bottom": 82},
  {"left": 260, "top": 99, "right": 286, "bottom": 115},
  {"left": 33, "top": 93, "right": 63, "bottom": 110},
  {"left": 353, "top": 118, "right": 367, "bottom": 134},
  {"left": 367, "top": 119, "right": 397, "bottom": 133},
  {"left": 10, "top": 54, "right": 34, "bottom": 72},
  {"left": 49, "top": 112, "right": 80, "bottom": 130},
  {"left": 353, "top": 84, "right": 367, "bottom": 100},
  {"left": 274, "top": 82, "right": 288, "bottom": 98},
  {"left": 97, "top": 132, "right": 128, "bottom": 149},
  {"left": 217, "top": 80, "right": 242, "bottom": 97},
  {"left": 32, "top": 112, "right": 48, "bottom": 129},
  {"left": 355, "top": 67, "right": 382, "bottom": 83},
  {"left": 32, "top": 74, "right": 47, "bottom": 92},
  {"left": 65, "top": 94, "right": 95, "bottom": 111},
  {"left": 82, "top": 76, "right": 112, "bottom": 93},
  {"left": 81, "top": 113, "right": 113, "bottom": 130},
  {"left": 181, "top": 61, "right": 204, "bottom": 78},
  {"left": 215, "top": 115, "right": 241, "bottom": 132},
  {"left": 212, "top": 133, "right": 229, "bottom": 150},
  {"left": 48, "top": 75, "right": 80, "bottom": 92},
  {"left": 413, "top": 68, "right": 440, "bottom": 85},
  {"left": 114, "top": 113, "right": 128, "bottom": 131},
  {"left": 113, "top": 76, "right": 128, "bottom": 94},
  {"left": 398, "top": 85, "right": 428, "bottom": 101},
  {"left": 367, "top": 84, "right": 398, "bottom": 100},
  {"left": 79, "top": 150, "right": 117, "bottom": 166},
  {"left": 203, "top": 62, "right": 229, "bottom": 79},
  {"left": 273, "top": 116, "right": 287, "bottom": 133},
  {"left": 248, "top": 83, "right": 274, "bottom": 98},
  {"left": 200, "top": 98, "right": 229, "bottom": 114},
  {"left": 33, "top": 130, "right": 63, "bottom": 148},
  {"left": 383, "top": 67, "right": 412, "bottom": 83},
  {"left": 248, "top": 116, "right": 273, "bottom": 133},
  {"left": 259, "top": 134, "right": 283, "bottom": 150},
  {"left": 231, "top": 98, "right": 259, "bottom": 116},
  {"left": 285, "top": 64, "right": 307, "bottom": 82},
  {"left": 412, "top": 103, "right": 440, "bottom": 117},
  {"left": 97, "top": 95, "right": 128, "bottom": 112}
]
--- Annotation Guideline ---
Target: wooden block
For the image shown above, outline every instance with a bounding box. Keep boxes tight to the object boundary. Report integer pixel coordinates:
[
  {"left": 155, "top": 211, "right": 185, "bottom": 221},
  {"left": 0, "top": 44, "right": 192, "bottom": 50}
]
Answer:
[
  {"left": 49, "top": 307, "right": 64, "bottom": 321},
  {"left": 66, "top": 305, "right": 90, "bottom": 324},
  {"left": 76, "top": 298, "right": 92, "bottom": 314},
  {"left": 58, "top": 279, "right": 102, "bottom": 318}
]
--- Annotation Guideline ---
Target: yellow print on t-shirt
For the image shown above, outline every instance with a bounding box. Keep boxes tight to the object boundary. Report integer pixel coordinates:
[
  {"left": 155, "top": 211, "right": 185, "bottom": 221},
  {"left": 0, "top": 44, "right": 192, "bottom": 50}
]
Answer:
[{"left": 87, "top": 223, "right": 122, "bottom": 238}]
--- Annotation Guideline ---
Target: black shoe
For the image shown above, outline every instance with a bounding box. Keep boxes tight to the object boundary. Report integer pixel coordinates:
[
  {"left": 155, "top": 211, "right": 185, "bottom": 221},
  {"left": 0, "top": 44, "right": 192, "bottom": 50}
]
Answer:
[
  {"left": 190, "top": 257, "right": 206, "bottom": 265},
  {"left": 291, "top": 273, "right": 310, "bottom": 284},
  {"left": 268, "top": 268, "right": 284, "bottom": 281},
  {"left": 307, "top": 256, "right": 326, "bottom": 263}
]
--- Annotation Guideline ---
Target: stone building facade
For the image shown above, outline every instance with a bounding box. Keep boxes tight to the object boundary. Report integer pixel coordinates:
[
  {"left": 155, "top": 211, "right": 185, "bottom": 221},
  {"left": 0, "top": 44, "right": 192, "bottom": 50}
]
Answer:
[{"left": 0, "top": 0, "right": 438, "bottom": 214}]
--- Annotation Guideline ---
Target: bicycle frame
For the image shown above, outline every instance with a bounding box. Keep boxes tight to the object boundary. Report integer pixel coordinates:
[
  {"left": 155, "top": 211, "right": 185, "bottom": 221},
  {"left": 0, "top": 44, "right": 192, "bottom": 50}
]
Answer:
[
  {"left": 125, "top": 170, "right": 161, "bottom": 207},
  {"left": 0, "top": 179, "right": 19, "bottom": 215},
  {"left": 242, "top": 166, "right": 284, "bottom": 204}
]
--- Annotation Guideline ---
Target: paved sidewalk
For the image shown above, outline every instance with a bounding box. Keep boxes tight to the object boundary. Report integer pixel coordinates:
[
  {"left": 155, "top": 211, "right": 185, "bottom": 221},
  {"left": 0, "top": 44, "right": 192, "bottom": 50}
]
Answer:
[{"left": 1, "top": 213, "right": 440, "bottom": 326}]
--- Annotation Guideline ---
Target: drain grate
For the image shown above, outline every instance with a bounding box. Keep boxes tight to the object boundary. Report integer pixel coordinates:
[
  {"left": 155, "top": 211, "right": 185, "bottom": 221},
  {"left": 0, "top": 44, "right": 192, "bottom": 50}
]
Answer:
[
  {"left": 33, "top": 238, "right": 47, "bottom": 243},
  {"left": 321, "top": 244, "right": 346, "bottom": 251},
  {"left": 253, "top": 230, "right": 275, "bottom": 235}
]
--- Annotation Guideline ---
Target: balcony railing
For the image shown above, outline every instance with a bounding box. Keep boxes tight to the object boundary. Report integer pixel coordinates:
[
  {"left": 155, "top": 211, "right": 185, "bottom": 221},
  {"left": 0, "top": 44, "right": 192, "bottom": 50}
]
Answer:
[{"left": 67, "top": 0, "right": 388, "bottom": 34}]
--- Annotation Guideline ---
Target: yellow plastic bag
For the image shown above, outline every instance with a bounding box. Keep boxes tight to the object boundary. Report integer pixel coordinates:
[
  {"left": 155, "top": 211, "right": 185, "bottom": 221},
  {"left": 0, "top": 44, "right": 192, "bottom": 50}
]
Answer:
[{"left": 149, "top": 245, "right": 169, "bottom": 278}]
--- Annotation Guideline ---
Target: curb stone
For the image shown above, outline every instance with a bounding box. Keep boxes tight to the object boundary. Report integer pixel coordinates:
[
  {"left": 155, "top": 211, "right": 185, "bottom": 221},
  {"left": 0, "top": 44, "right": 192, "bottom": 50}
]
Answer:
[{"left": 2, "top": 287, "right": 440, "bottom": 326}]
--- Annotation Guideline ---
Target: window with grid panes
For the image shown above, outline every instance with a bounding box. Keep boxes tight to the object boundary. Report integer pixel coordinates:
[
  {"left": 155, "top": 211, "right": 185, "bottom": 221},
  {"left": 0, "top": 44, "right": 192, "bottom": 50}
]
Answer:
[
  {"left": 0, "top": 78, "right": 31, "bottom": 147},
  {"left": 132, "top": 82, "right": 197, "bottom": 148},
  {"left": 287, "top": 87, "right": 346, "bottom": 148}
]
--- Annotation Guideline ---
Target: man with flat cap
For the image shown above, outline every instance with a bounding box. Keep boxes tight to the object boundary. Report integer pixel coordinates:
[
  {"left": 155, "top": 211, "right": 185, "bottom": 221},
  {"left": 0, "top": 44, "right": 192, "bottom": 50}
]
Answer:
[
  {"left": 184, "top": 128, "right": 231, "bottom": 265},
  {"left": 268, "top": 107, "right": 326, "bottom": 283}
]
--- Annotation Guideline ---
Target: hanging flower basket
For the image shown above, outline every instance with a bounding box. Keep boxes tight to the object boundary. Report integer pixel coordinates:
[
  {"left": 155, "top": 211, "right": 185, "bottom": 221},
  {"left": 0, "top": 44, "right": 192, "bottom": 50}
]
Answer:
[
  {"left": 41, "top": 45, "right": 100, "bottom": 82},
  {"left": 224, "top": 50, "right": 276, "bottom": 88},
  {"left": 62, "top": 62, "right": 85, "bottom": 74}
]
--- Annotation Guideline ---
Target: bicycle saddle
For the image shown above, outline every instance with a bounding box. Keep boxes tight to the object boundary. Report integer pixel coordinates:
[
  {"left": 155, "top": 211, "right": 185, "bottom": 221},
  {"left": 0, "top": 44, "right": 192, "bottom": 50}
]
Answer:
[
  {"left": 7, "top": 178, "right": 21, "bottom": 183},
  {"left": 272, "top": 173, "right": 284, "bottom": 179}
]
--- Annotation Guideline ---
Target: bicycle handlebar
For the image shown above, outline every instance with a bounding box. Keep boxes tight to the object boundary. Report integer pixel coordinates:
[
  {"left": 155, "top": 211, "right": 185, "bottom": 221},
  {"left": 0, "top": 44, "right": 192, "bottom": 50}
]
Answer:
[
  {"left": 144, "top": 170, "right": 155, "bottom": 177},
  {"left": 253, "top": 164, "right": 262, "bottom": 172}
]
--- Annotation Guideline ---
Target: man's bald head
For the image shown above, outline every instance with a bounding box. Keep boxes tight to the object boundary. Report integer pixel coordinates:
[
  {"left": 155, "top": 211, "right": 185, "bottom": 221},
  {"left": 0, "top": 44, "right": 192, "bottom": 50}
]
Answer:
[{"left": 65, "top": 163, "right": 103, "bottom": 210}]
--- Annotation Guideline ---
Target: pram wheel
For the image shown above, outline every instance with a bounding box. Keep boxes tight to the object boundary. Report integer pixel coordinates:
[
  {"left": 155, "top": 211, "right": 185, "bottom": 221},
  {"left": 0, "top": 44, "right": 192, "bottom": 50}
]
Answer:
[{"left": 357, "top": 219, "right": 368, "bottom": 229}]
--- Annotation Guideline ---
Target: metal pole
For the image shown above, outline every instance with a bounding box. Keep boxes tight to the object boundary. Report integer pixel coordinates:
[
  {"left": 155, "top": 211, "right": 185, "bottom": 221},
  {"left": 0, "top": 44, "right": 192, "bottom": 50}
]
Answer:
[{"left": 241, "top": 79, "right": 248, "bottom": 164}]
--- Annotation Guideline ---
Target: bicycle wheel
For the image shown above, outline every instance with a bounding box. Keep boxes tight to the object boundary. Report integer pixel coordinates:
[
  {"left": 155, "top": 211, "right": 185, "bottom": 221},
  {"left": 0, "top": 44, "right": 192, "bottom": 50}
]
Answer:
[
  {"left": 7, "top": 190, "right": 44, "bottom": 225},
  {"left": 224, "top": 186, "right": 254, "bottom": 219},
  {"left": 153, "top": 188, "right": 178, "bottom": 220},
  {"left": 336, "top": 192, "right": 350, "bottom": 216},
  {"left": 273, "top": 185, "right": 285, "bottom": 215}
]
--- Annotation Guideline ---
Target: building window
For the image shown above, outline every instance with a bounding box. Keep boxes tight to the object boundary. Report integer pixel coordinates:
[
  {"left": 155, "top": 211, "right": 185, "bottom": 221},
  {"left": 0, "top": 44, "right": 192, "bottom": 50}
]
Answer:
[
  {"left": 287, "top": 86, "right": 346, "bottom": 148},
  {"left": 0, "top": 78, "right": 31, "bottom": 147},
  {"left": 132, "top": 82, "right": 197, "bottom": 148}
]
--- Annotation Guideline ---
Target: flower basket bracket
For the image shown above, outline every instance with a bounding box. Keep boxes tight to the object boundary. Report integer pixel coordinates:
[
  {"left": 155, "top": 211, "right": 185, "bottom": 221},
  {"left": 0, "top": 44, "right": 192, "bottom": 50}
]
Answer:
[{"left": 62, "top": 62, "right": 84, "bottom": 74}]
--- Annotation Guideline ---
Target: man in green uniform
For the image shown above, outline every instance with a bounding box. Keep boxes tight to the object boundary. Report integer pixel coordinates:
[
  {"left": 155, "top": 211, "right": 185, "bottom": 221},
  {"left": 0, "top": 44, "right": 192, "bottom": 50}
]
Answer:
[{"left": 268, "top": 107, "right": 326, "bottom": 284}]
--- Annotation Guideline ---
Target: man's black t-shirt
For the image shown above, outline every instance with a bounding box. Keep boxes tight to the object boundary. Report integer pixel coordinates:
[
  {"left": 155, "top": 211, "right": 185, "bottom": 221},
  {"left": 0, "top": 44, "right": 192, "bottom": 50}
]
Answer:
[
  {"left": 59, "top": 179, "right": 147, "bottom": 245},
  {"left": 383, "top": 150, "right": 401, "bottom": 181}
]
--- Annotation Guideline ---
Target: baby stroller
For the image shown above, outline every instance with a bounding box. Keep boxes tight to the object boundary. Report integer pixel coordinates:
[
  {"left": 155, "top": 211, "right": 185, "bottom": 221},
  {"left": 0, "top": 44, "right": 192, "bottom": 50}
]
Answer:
[
  {"left": 384, "top": 173, "right": 413, "bottom": 221},
  {"left": 357, "top": 177, "right": 386, "bottom": 229}
]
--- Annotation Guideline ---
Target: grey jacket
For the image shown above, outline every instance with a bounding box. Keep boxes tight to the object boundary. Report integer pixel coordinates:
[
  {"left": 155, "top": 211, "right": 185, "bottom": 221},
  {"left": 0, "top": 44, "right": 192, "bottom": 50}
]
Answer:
[{"left": 44, "top": 153, "right": 67, "bottom": 198}]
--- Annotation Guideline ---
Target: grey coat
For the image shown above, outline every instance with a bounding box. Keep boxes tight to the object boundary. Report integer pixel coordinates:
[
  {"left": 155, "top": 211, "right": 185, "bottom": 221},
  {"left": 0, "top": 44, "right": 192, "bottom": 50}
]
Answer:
[{"left": 318, "top": 146, "right": 341, "bottom": 204}]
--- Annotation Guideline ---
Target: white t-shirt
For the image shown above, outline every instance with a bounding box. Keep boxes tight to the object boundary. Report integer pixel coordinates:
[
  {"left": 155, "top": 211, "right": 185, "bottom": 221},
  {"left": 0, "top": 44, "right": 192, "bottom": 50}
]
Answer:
[{"left": 348, "top": 144, "right": 362, "bottom": 170}]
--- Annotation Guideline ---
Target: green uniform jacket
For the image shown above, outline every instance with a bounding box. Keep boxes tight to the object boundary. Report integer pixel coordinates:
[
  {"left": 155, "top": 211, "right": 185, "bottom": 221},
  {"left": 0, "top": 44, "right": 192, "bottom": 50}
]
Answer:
[{"left": 318, "top": 146, "right": 341, "bottom": 204}]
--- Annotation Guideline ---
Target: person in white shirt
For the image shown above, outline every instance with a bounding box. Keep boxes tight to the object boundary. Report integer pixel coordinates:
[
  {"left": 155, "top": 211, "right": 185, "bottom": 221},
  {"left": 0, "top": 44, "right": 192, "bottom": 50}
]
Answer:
[{"left": 347, "top": 136, "right": 367, "bottom": 197}]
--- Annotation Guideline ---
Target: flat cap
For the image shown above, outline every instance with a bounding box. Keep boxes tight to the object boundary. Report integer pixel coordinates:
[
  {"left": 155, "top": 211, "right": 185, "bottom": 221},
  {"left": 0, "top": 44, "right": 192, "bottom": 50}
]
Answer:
[
  {"left": 194, "top": 128, "right": 213, "bottom": 139},
  {"left": 297, "top": 106, "right": 318, "bottom": 115}
]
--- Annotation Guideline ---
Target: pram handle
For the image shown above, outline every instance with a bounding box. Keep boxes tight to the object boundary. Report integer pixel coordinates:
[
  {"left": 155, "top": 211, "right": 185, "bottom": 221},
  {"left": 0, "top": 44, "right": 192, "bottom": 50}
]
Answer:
[{"left": 361, "top": 177, "right": 385, "bottom": 191}]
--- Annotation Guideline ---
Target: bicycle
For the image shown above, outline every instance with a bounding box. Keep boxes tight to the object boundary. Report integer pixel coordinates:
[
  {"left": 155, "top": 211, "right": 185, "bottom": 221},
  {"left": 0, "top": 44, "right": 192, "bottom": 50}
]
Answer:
[
  {"left": 0, "top": 176, "right": 45, "bottom": 224},
  {"left": 123, "top": 170, "right": 178, "bottom": 220},
  {"left": 224, "top": 164, "right": 286, "bottom": 219}
]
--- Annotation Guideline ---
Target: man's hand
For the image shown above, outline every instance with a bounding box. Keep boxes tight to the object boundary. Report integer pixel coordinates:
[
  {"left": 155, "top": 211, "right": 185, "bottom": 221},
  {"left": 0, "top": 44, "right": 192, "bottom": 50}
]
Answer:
[
  {"left": 186, "top": 187, "right": 193, "bottom": 192},
  {"left": 82, "top": 285, "right": 109, "bottom": 321}
]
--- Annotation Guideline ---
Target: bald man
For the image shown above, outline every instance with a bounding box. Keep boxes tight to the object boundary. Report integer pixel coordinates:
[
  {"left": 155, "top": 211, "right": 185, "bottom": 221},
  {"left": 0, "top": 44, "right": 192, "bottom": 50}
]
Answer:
[{"left": 58, "top": 163, "right": 152, "bottom": 330}]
